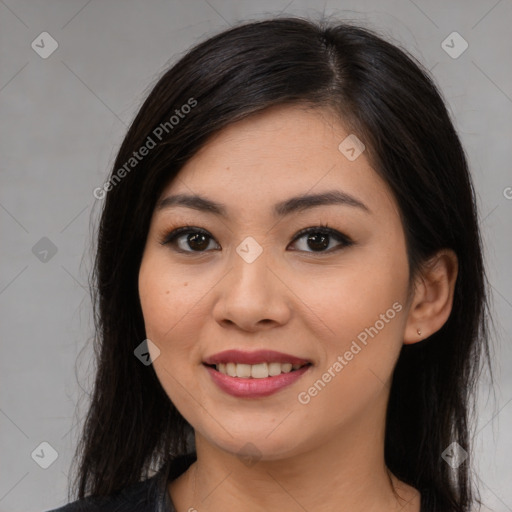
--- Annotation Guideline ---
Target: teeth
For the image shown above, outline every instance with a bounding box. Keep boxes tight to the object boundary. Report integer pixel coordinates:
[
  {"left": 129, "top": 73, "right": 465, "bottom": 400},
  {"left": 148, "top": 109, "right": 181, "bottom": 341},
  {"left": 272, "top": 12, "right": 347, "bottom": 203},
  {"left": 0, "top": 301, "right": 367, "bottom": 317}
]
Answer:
[
  {"left": 236, "top": 363, "right": 251, "bottom": 378},
  {"left": 268, "top": 362, "right": 281, "bottom": 376},
  {"left": 281, "top": 363, "right": 292, "bottom": 373},
  {"left": 226, "top": 362, "right": 236, "bottom": 377},
  {"left": 215, "top": 362, "right": 306, "bottom": 378},
  {"left": 251, "top": 363, "right": 268, "bottom": 378}
]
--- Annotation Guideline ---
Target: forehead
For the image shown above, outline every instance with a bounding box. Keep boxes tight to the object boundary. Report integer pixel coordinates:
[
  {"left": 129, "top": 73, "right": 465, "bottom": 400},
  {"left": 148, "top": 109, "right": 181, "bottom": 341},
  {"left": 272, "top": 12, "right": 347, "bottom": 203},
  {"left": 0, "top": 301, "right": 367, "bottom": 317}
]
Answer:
[{"left": 157, "top": 105, "right": 397, "bottom": 219}]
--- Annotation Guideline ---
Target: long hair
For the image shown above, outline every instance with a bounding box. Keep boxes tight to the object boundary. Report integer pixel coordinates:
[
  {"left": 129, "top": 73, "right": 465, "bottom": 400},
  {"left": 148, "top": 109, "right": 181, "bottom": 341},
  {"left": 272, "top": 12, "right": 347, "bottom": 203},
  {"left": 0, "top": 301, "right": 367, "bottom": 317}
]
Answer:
[{"left": 70, "top": 17, "right": 493, "bottom": 512}]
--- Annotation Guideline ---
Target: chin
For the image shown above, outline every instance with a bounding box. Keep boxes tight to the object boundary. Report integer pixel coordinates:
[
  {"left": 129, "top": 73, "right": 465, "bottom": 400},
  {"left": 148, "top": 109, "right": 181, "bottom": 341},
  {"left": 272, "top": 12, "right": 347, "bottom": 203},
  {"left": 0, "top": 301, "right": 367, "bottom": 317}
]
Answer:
[{"left": 201, "top": 426, "right": 309, "bottom": 462}]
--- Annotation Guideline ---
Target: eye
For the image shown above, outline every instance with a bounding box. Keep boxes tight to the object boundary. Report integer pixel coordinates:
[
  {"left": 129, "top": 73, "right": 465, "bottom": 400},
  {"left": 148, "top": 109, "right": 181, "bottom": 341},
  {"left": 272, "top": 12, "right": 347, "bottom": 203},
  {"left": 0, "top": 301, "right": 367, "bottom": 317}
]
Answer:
[
  {"left": 159, "top": 225, "right": 219, "bottom": 253},
  {"left": 288, "top": 224, "right": 353, "bottom": 253},
  {"left": 159, "top": 223, "right": 353, "bottom": 254}
]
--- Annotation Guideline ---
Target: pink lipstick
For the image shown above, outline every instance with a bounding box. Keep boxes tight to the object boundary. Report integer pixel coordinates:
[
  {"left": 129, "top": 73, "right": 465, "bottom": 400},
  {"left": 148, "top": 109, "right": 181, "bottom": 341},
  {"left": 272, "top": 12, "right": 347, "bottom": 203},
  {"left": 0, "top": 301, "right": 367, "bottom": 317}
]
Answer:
[{"left": 203, "top": 349, "right": 312, "bottom": 398}]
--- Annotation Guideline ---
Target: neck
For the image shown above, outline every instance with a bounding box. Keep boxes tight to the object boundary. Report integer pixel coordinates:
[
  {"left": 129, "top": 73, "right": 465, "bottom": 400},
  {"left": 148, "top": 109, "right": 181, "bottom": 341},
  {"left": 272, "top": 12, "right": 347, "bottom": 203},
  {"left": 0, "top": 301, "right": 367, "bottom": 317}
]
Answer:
[{"left": 169, "top": 395, "right": 420, "bottom": 512}]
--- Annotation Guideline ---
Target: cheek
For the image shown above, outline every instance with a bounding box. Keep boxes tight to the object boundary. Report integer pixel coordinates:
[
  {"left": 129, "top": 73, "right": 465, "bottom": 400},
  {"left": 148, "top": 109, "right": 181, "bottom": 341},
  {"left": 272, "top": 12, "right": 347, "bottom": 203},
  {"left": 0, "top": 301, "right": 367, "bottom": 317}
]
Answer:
[
  {"left": 297, "top": 236, "right": 409, "bottom": 391},
  {"left": 138, "top": 253, "right": 208, "bottom": 419},
  {"left": 300, "top": 248, "right": 407, "bottom": 345},
  {"left": 293, "top": 280, "right": 406, "bottom": 430},
  {"left": 138, "top": 253, "right": 201, "bottom": 368},
  {"left": 139, "top": 251, "right": 195, "bottom": 336}
]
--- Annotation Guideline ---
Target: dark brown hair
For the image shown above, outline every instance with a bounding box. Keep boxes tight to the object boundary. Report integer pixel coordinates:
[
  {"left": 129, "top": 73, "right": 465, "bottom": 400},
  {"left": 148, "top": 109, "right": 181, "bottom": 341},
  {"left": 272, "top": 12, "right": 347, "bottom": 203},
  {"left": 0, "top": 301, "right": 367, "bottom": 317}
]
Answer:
[{"left": 71, "top": 17, "right": 493, "bottom": 512}]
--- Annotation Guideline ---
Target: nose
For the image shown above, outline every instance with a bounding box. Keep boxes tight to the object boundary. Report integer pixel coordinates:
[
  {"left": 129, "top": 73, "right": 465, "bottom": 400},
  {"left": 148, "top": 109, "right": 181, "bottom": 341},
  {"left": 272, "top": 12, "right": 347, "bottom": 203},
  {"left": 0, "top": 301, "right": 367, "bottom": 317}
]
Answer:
[{"left": 212, "top": 246, "right": 292, "bottom": 332}]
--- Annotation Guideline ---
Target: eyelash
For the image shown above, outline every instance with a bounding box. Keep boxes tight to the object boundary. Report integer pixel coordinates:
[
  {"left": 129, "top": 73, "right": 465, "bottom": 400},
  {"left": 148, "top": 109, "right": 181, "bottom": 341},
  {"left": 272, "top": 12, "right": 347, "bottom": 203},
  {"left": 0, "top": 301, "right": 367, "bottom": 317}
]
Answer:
[{"left": 158, "top": 223, "right": 354, "bottom": 255}]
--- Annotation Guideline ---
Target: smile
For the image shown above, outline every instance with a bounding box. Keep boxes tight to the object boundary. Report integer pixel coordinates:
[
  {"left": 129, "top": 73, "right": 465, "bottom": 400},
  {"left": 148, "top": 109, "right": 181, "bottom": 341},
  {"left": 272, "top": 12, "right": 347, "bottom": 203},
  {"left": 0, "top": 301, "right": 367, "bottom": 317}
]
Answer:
[
  {"left": 203, "top": 349, "right": 313, "bottom": 398},
  {"left": 210, "top": 362, "right": 309, "bottom": 378}
]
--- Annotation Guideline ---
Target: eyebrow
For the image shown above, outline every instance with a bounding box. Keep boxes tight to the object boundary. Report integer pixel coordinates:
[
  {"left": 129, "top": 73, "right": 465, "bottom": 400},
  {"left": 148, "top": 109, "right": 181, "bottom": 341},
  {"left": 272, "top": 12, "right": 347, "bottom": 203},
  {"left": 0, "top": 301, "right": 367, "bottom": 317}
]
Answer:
[{"left": 156, "top": 190, "right": 370, "bottom": 217}]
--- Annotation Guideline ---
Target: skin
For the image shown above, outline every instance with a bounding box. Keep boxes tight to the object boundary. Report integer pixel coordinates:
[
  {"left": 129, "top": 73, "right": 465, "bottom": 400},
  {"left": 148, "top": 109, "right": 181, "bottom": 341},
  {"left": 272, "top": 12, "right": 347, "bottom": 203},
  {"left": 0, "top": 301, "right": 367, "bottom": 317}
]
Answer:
[{"left": 138, "top": 104, "right": 458, "bottom": 512}]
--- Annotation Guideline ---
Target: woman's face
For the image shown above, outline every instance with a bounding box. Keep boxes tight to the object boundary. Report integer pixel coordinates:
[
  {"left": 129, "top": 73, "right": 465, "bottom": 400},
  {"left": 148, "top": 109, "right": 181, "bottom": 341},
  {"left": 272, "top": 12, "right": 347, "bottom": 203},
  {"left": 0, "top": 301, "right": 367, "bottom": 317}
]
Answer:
[{"left": 138, "top": 105, "right": 413, "bottom": 459}]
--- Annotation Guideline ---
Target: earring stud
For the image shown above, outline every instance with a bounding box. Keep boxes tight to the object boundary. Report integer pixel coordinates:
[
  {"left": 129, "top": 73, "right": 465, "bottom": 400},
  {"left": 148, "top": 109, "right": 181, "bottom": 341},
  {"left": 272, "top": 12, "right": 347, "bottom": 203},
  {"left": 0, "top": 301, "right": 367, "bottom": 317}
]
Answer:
[{"left": 417, "top": 328, "right": 422, "bottom": 336}]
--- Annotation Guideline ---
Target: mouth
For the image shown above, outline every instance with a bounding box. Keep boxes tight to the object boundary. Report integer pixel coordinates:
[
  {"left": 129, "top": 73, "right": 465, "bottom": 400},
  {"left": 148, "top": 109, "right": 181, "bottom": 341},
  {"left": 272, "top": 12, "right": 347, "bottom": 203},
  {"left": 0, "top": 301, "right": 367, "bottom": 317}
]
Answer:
[
  {"left": 202, "top": 349, "right": 313, "bottom": 398},
  {"left": 204, "top": 361, "right": 312, "bottom": 379}
]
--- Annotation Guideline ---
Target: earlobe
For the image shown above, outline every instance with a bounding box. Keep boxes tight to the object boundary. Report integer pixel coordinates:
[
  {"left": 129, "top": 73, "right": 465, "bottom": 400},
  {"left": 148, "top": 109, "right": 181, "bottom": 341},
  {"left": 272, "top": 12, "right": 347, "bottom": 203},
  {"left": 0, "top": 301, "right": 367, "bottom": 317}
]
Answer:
[{"left": 403, "top": 249, "right": 458, "bottom": 345}]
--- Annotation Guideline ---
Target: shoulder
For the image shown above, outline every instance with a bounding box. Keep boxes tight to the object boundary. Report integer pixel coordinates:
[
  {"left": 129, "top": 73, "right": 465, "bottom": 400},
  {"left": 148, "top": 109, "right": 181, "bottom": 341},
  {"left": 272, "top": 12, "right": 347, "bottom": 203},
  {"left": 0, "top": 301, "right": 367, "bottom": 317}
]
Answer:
[
  {"left": 44, "top": 473, "right": 161, "bottom": 512},
  {"left": 45, "top": 455, "right": 196, "bottom": 512}
]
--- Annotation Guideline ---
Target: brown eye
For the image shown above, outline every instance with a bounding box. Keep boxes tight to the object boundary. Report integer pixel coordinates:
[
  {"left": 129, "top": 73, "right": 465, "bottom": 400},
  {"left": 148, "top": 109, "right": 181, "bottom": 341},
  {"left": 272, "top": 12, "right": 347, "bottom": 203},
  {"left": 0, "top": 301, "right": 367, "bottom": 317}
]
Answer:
[
  {"left": 160, "top": 227, "right": 219, "bottom": 253},
  {"left": 289, "top": 226, "right": 353, "bottom": 253},
  {"left": 160, "top": 224, "right": 353, "bottom": 255},
  {"left": 183, "top": 232, "right": 211, "bottom": 251},
  {"left": 305, "top": 232, "right": 330, "bottom": 251}
]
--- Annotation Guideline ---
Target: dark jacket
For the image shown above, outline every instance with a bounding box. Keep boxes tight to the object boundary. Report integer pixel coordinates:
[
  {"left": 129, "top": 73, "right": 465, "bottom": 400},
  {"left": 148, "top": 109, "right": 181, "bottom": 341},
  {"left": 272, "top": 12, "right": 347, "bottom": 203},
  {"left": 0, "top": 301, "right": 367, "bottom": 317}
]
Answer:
[{"left": 46, "top": 454, "right": 196, "bottom": 512}]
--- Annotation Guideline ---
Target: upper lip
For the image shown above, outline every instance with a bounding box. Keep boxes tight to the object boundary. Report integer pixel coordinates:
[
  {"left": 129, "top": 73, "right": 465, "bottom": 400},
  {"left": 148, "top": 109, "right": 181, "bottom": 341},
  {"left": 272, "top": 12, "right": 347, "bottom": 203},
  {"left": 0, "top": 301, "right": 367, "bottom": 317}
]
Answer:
[{"left": 203, "top": 350, "right": 311, "bottom": 366}]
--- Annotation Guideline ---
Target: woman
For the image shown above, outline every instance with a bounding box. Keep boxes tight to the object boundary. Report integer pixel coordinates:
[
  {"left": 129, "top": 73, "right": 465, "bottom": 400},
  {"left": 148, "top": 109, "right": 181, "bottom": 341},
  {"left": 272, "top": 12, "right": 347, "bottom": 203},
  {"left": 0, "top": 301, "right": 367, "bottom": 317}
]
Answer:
[{"left": 48, "top": 16, "right": 492, "bottom": 512}]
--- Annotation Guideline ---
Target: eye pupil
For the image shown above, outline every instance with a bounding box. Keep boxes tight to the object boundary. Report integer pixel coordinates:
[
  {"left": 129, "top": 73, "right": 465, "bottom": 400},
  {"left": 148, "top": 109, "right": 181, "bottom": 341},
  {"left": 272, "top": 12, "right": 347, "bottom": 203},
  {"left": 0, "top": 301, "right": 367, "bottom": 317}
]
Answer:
[
  {"left": 188, "top": 232, "right": 209, "bottom": 251},
  {"left": 307, "top": 233, "right": 329, "bottom": 251}
]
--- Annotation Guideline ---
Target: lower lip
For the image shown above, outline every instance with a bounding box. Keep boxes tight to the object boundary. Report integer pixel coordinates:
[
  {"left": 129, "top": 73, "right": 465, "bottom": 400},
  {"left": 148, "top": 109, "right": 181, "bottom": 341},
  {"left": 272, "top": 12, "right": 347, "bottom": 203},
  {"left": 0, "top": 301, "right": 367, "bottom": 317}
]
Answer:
[{"left": 204, "top": 364, "right": 311, "bottom": 398}]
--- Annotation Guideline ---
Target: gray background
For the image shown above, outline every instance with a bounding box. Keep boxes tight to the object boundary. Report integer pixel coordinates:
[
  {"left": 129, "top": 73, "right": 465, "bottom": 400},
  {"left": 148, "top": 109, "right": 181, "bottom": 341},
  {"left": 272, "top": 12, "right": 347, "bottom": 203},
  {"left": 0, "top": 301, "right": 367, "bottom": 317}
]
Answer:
[{"left": 0, "top": 1, "right": 511, "bottom": 510}]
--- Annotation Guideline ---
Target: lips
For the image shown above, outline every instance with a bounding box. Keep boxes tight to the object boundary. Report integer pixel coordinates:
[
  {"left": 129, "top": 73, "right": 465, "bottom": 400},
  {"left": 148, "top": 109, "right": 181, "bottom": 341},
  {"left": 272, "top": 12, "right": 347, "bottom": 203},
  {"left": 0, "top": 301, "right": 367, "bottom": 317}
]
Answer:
[
  {"left": 203, "top": 349, "right": 311, "bottom": 366},
  {"left": 203, "top": 349, "right": 312, "bottom": 398}
]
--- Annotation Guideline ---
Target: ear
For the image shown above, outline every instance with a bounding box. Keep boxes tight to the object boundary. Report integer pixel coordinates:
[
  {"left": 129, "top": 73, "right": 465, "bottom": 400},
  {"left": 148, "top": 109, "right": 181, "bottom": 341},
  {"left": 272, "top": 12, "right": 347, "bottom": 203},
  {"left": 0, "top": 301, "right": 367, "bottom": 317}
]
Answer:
[{"left": 404, "top": 249, "right": 458, "bottom": 345}]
